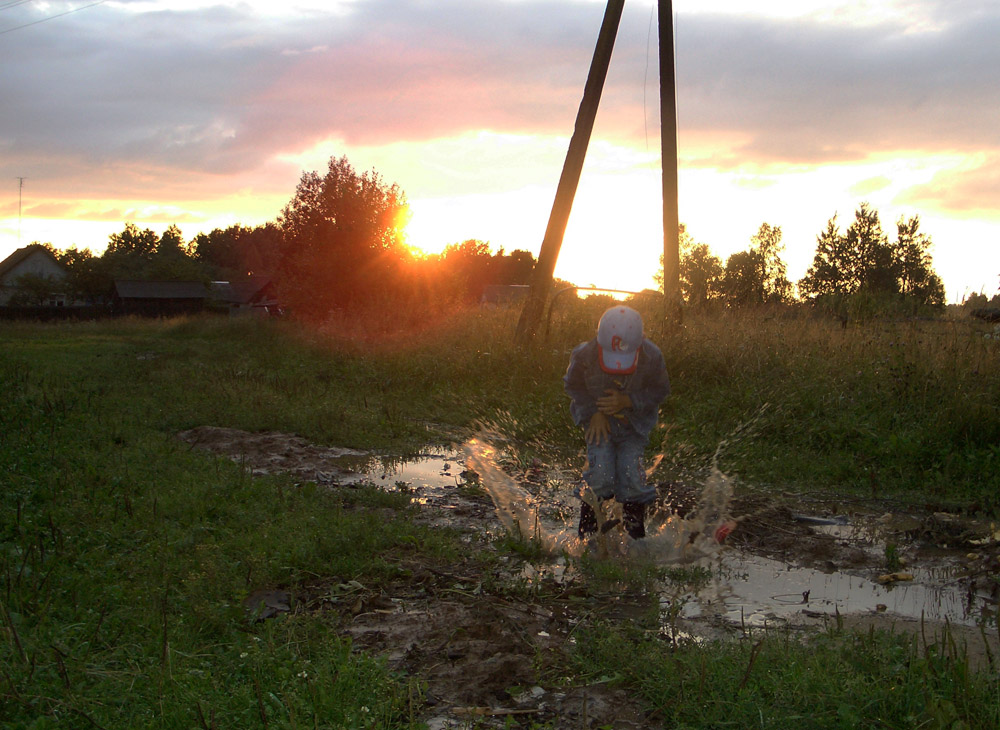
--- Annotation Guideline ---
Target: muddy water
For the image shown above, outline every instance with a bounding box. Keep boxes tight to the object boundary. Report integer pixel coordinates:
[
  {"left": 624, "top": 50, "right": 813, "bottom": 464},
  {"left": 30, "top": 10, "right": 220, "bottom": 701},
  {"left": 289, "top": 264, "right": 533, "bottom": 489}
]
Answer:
[
  {"left": 459, "top": 437, "right": 999, "bottom": 633},
  {"left": 709, "top": 554, "right": 988, "bottom": 628},
  {"left": 177, "top": 426, "right": 997, "bottom": 633},
  {"left": 340, "top": 439, "right": 995, "bottom": 631},
  {"left": 462, "top": 437, "right": 734, "bottom": 562}
]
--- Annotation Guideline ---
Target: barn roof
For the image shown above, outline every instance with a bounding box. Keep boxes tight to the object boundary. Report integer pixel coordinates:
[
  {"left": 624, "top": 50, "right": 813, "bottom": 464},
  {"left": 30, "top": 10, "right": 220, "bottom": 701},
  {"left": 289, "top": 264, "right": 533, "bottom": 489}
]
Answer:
[
  {"left": 207, "top": 276, "right": 273, "bottom": 304},
  {"left": 0, "top": 245, "right": 62, "bottom": 281},
  {"left": 229, "top": 275, "right": 273, "bottom": 304},
  {"left": 114, "top": 280, "right": 209, "bottom": 299}
]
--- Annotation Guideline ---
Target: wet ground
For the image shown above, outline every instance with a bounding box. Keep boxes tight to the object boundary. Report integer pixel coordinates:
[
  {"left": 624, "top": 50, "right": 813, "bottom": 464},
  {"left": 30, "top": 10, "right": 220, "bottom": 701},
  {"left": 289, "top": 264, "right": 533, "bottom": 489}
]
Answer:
[{"left": 179, "top": 426, "right": 1000, "bottom": 728}]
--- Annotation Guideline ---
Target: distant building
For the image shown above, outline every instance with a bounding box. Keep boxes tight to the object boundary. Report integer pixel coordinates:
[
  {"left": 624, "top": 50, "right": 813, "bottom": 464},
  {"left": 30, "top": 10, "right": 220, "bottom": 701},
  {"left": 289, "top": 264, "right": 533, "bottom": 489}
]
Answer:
[
  {"left": 0, "top": 245, "right": 68, "bottom": 306},
  {"left": 211, "top": 275, "right": 281, "bottom": 316},
  {"left": 113, "top": 280, "right": 210, "bottom": 316},
  {"left": 480, "top": 284, "right": 530, "bottom": 307}
]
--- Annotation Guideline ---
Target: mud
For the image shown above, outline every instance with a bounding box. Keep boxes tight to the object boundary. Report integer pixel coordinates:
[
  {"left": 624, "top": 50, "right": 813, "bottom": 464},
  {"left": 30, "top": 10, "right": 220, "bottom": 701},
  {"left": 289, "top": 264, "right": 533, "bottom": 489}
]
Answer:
[{"left": 180, "top": 426, "right": 1000, "bottom": 728}]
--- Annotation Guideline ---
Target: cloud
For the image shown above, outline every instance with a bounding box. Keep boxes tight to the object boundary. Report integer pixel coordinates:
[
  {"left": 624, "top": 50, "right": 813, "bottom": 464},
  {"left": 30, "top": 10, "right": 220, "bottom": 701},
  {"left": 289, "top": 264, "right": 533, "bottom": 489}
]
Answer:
[
  {"left": 675, "top": 10, "right": 1000, "bottom": 166},
  {"left": 897, "top": 154, "right": 1000, "bottom": 217},
  {"left": 1, "top": 0, "right": 998, "bottom": 204},
  {"left": 851, "top": 176, "right": 892, "bottom": 196},
  {"left": 20, "top": 201, "right": 203, "bottom": 223}
]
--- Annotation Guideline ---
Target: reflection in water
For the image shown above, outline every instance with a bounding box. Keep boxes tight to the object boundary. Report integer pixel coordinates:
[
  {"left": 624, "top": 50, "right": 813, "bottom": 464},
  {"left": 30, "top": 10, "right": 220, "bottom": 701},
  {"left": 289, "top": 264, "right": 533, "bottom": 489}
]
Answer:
[{"left": 710, "top": 552, "right": 993, "bottom": 628}]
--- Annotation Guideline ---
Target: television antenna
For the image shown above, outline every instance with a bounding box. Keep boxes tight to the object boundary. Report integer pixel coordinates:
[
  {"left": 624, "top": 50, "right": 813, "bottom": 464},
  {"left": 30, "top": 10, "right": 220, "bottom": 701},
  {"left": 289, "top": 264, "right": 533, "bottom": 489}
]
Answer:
[{"left": 17, "top": 177, "right": 26, "bottom": 246}]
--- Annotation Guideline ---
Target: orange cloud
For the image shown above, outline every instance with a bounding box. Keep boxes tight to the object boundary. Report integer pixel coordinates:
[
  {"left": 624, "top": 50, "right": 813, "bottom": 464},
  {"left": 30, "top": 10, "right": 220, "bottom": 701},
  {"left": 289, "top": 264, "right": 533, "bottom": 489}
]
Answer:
[{"left": 897, "top": 156, "right": 1000, "bottom": 218}]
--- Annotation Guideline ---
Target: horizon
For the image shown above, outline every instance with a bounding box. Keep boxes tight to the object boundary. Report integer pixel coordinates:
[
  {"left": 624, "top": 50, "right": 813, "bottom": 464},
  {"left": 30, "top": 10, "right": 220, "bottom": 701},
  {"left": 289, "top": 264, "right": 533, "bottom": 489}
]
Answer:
[{"left": 2, "top": 0, "right": 998, "bottom": 302}]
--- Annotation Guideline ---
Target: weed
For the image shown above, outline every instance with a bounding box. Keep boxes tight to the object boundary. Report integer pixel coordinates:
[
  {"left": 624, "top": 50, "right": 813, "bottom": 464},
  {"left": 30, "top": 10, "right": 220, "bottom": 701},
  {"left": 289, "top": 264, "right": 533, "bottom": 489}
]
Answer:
[
  {"left": 573, "top": 621, "right": 1000, "bottom": 729},
  {"left": 885, "top": 542, "right": 903, "bottom": 573}
]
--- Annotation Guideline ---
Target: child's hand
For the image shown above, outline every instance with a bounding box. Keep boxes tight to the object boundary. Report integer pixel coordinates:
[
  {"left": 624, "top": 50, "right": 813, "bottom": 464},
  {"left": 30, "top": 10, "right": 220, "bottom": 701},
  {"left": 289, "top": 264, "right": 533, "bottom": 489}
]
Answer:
[
  {"left": 586, "top": 412, "right": 610, "bottom": 444},
  {"left": 597, "top": 389, "right": 631, "bottom": 415}
]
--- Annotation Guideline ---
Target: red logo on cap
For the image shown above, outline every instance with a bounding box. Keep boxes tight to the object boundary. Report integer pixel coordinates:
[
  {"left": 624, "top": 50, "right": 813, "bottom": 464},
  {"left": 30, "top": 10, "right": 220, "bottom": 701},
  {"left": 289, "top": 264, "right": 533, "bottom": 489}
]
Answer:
[{"left": 611, "top": 335, "right": 624, "bottom": 351}]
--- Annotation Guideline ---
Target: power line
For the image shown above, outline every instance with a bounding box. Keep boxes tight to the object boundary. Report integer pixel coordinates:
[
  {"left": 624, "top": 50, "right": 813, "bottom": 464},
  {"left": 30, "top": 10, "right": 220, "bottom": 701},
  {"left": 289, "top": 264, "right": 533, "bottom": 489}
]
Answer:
[
  {"left": 643, "top": 0, "right": 654, "bottom": 152},
  {"left": 0, "top": 0, "right": 107, "bottom": 36},
  {"left": 0, "top": 1, "right": 37, "bottom": 13}
]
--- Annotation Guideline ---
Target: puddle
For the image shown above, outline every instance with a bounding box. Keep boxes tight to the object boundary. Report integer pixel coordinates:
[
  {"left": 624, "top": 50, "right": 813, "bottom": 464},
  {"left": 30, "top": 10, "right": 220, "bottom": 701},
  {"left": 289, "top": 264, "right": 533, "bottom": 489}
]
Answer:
[
  {"left": 179, "top": 425, "right": 1000, "bottom": 725},
  {"left": 178, "top": 426, "right": 498, "bottom": 534},
  {"left": 179, "top": 426, "right": 1000, "bottom": 634},
  {"left": 178, "top": 425, "right": 467, "bottom": 496},
  {"left": 341, "top": 451, "right": 468, "bottom": 500},
  {"left": 709, "top": 552, "right": 993, "bottom": 628},
  {"left": 461, "top": 435, "right": 1000, "bottom": 634}
]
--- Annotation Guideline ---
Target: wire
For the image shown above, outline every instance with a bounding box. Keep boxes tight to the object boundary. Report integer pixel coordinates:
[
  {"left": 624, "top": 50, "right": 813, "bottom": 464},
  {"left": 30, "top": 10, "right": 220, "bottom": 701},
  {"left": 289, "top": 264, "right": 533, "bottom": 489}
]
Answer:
[
  {"left": 0, "top": 0, "right": 107, "bottom": 36},
  {"left": 643, "top": 0, "right": 655, "bottom": 153},
  {"left": 0, "top": 0, "right": 37, "bottom": 12}
]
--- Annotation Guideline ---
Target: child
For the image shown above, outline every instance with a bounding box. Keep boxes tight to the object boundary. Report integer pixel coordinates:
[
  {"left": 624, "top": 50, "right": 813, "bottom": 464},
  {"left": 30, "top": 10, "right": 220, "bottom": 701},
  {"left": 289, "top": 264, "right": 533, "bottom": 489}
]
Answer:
[{"left": 563, "top": 305, "right": 670, "bottom": 540}]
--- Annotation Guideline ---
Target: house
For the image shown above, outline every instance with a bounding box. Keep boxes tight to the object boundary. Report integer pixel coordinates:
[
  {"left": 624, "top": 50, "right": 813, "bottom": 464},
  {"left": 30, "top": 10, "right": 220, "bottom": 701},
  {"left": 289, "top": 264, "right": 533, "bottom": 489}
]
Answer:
[
  {"left": 0, "top": 245, "right": 68, "bottom": 306},
  {"left": 480, "top": 284, "right": 530, "bottom": 307},
  {"left": 211, "top": 275, "right": 281, "bottom": 316},
  {"left": 113, "top": 280, "right": 210, "bottom": 316}
]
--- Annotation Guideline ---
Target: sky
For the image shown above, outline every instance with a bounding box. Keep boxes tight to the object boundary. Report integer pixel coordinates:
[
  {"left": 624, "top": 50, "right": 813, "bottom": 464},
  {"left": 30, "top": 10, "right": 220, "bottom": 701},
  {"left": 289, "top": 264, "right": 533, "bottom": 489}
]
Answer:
[{"left": 1, "top": 0, "right": 998, "bottom": 302}]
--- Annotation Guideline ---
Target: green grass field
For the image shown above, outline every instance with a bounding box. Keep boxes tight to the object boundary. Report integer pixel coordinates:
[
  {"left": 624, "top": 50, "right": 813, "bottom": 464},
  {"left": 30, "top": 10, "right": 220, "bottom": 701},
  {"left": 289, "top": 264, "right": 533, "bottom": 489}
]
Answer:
[{"left": 2, "top": 305, "right": 999, "bottom": 728}]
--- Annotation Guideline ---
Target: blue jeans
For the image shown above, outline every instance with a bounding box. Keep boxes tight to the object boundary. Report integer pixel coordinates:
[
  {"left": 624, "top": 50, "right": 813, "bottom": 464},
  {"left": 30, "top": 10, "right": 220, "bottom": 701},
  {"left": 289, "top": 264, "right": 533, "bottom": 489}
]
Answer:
[{"left": 582, "top": 429, "right": 654, "bottom": 504}]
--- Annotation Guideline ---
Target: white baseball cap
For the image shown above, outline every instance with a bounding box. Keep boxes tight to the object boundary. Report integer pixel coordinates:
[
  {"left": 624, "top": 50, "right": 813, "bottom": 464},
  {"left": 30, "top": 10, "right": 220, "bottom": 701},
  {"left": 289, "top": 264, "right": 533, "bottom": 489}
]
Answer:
[{"left": 596, "top": 305, "right": 643, "bottom": 374}]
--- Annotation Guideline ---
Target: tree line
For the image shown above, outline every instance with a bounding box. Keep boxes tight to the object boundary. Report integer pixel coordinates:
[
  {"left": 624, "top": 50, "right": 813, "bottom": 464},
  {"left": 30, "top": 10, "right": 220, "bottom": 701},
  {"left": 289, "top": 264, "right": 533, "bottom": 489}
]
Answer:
[
  {"left": 26, "top": 156, "right": 536, "bottom": 320},
  {"left": 18, "top": 153, "right": 968, "bottom": 320},
  {"left": 660, "top": 202, "right": 949, "bottom": 318}
]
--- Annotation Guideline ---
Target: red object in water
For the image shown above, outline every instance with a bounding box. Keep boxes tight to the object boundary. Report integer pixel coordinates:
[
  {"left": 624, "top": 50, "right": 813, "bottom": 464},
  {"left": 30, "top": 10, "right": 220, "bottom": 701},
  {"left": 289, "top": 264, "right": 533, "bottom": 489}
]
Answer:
[{"left": 713, "top": 522, "right": 735, "bottom": 543}]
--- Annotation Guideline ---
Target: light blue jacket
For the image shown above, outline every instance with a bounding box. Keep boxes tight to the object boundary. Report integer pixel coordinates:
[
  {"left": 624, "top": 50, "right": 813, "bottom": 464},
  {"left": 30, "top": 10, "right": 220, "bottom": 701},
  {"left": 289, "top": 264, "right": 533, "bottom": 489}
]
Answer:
[{"left": 563, "top": 338, "right": 670, "bottom": 438}]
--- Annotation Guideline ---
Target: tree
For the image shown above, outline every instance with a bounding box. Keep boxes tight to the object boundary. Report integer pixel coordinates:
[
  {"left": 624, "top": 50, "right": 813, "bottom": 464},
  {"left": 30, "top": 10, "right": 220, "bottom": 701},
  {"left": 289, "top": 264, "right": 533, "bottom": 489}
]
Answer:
[
  {"left": 93, "top": 223, "right": 210, "bottom": 286},
  {"left": 277, "top": 156, "right": 410, "bottom": 318},
  {"left": 106, "top": 222, "right": 159, "bottom": 258},
  {"left": 894, "top": 216, "right": 944, "bottom": 306},
  {"left": 798, "top": 216, "right": 850, "bottom": 299},
  {"left": 191, "top": 223, "right": 284, "bottom": 278},
  {"left": 799, "top": 203, "right": 945, "bottom": 313},
  {"left": 719, "top": 223, "right": 792, "bottom": 308},
  {"left": 655, "top": 224, "right": 723, "bottom": 306},
  {"left": 720, "top": 250, "right": 763, "bottom": 307},
  {"left": 8, "top": 272, "right": 59, "bottom": 306},
  {"left": 846, "top": 203, "right": 895, "bottom": 293},
  {"left": 681, "top": 243, "right": 723, "bottom": 306},
  {"left": 964, "top": 292, "right": 989, "bottom": 309},
  {"left": 434, "top": 241, "right": 537, "bottom": 303},
  {"left": 147, "top": 224, "right": 205, "bottom": 281},
  {"left": 800, "top": 203, "right": 900, "bottom": 298},
  {"left": 57, "top": 246, "right": 106, "bottom": 303},
  {"left": 492, "top": 248, "right": 535, "bottom": 286},
  {"left": 439, "top": 239, "right": 493, "bottom": 303},
  {"left": 749, "top": 223, "right": 792, "bottom": 303}
]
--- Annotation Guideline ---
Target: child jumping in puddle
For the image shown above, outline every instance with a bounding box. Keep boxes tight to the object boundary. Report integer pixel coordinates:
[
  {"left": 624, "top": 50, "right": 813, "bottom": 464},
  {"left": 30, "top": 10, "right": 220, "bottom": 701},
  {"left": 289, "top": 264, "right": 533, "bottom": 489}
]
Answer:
[{"left": 563, "top": 305, "right": 670, "bottom": 541}]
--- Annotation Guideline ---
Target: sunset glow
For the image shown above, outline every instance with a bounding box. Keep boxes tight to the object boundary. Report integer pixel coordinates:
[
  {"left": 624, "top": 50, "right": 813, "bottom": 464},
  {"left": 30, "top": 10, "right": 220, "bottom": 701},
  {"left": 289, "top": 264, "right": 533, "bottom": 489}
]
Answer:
[{"left": 2, "top": 0, "right": 998, "bottom": 301}]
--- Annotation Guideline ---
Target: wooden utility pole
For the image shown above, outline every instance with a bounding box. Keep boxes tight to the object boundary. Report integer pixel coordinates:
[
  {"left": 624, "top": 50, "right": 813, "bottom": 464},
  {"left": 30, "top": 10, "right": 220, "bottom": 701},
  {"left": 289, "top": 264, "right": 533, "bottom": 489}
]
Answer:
[
  {"left": 514, "top": 0, "right": 625, "bottom": 347},
  {"left": 659, "top": 0, "right": 682, "bottom": 326}
]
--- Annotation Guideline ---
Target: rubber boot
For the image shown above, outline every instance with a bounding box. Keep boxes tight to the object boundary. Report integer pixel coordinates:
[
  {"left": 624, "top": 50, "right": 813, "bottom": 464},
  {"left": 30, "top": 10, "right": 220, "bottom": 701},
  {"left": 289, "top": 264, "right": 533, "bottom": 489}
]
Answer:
[
  {"left": 577, "top": 501, "right": 598, "bottom": 539},
  {"left": 622, "top": 502, "right": 646, "bottom": 540}
]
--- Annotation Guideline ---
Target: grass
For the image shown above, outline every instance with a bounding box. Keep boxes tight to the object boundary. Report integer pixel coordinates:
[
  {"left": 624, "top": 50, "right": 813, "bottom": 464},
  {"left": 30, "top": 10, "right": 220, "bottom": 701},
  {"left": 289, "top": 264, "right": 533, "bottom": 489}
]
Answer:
[
  {"left": 646, "top": 309, "right": 1000, "bottom": 511},
  {"left": 0, "top": 318, "right": 461, "bottom": 727},
  {"left": 2, "top": 305, "right": 999, "bottom": 728},
  {"left": 574, "top": 618, "right": 1000, "bottom": 729}
]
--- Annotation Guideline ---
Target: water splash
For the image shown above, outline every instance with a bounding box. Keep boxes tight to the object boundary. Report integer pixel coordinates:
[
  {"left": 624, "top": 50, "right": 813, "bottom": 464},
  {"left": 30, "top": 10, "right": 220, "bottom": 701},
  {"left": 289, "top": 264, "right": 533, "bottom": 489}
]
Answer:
[
  {"left": 462, "top": 437, "right": 578, "bottom": 554},
  {"left": 462, "top": 434, "right": 735, "bottom": 564}
]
